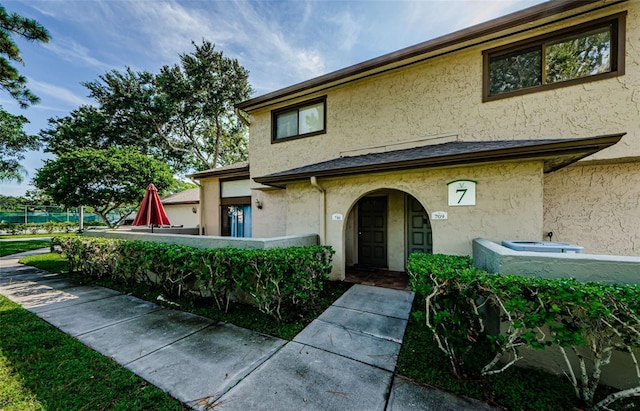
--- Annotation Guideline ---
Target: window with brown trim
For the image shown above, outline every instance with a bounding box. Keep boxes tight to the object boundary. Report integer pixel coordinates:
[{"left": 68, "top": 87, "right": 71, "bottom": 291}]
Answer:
[
  {"left": 271, "top": 96, "right": 326, "bottom": 142},
  {"left": 483, "top": 13, "right": 625, "bottom": 102}
]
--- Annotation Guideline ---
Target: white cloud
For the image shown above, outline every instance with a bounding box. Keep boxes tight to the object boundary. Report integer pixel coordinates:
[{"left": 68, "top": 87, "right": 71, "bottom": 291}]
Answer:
[
  {"left": 44, "top": 37, "right": 112, "bottom": 70},
  {"left": 29, "top": 80, "right": 92, "bottom": 108},
  {"left": 97, "top": 0, "right": 327, "bottom": 91},
  {"left": 326, "top": 10, "right": 362, "bottom": 52}
]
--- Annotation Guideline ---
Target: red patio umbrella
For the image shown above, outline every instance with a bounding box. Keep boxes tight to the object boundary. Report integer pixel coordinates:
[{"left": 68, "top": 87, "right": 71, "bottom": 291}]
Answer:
[{"left": 132, "top": 184, "right": 170, "bottom": 233}]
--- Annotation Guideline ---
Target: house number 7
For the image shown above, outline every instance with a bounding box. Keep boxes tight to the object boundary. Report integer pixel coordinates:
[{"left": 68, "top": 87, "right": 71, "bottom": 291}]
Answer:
[{"left": 456, "top": 187, "right": 467, "bottom": 204}]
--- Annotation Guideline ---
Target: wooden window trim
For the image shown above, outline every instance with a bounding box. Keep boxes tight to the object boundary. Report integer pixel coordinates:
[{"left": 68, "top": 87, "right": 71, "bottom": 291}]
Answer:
[
  {"left": 482, "top": 12, "right": 626, "bottom": 102},
  {"left": 220, "top": 196, "right": 251, "bottom": 206},
  {"left": 271, "top": 96, "right": 327, "bottom": 143}
]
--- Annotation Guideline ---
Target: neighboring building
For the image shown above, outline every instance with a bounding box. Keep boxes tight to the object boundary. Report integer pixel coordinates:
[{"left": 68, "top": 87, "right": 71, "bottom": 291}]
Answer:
[
  {"left": 161, "top": 188, "right": 200, "bottom": 228},
  {"left": 189, "top": 162, "right": 252, "bottom": 237},
  {"left": 194, "top": 0, "right": 639, "bottom": 280}
]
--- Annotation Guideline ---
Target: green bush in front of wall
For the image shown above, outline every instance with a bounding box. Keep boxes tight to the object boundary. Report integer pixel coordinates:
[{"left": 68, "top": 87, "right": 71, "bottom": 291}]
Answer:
[
  {"left": 407, "top": 253, "right": 640, "bottom": 410},
  {"left": 53, "top": 237, "right": 334, "bottom": 323}
]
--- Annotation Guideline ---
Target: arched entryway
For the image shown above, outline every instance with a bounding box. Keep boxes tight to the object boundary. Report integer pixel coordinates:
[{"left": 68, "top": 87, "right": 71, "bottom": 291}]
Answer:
[{"left": 343, "top": 189, "right": 432, "bottom": 289}]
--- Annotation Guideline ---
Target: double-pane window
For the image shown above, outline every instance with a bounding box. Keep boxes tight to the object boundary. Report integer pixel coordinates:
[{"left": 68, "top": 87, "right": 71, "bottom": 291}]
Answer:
[
  {"left": 272, "top": 97, "right": 326, "bottom": 141},
  {"left": 484, "top": 14, "right": 624, "bottom": 101}
]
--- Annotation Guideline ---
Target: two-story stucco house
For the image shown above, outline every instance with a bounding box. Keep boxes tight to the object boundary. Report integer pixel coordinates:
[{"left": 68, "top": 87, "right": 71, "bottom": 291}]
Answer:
[{"left": 191, "top": 0, "right": 639, "bottom": 280}]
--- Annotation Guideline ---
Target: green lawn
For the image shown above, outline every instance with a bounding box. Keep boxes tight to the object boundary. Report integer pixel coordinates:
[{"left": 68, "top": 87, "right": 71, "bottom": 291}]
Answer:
[
  {"left": 0, "top": 234, "right": 56, "bottom": 240},
  {"left": 1, "top": 243, "right": 186, "bottom": 410},
  {"left": 0, "top": 295, "right": 187, "bottom": 411},
  {"left": 0, "top": 233, "right": 78, "bottom": 240},
  {"left": 0, "top": 241, "right": 51, "bottom": 257}
]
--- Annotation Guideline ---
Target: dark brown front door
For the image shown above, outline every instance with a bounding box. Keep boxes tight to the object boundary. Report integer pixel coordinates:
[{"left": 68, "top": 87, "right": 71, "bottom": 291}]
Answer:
[
  {"left": 358, "top": 196, "right": 387, "bottom": 268},
  {"left": 407, "top": 196, "right": 432, "bottom": 256}
]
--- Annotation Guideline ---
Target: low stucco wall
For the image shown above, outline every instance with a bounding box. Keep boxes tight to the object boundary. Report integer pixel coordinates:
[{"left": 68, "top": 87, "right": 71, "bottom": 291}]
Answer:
[
  {"left": 130, "top": 227, "right": 199, "bottom": 235},
  {"left": 473, "top": 237, "right": 640, "bottom": 284},
  {"left": 83, "top": 230, "right": 318, "bottom": 250}
]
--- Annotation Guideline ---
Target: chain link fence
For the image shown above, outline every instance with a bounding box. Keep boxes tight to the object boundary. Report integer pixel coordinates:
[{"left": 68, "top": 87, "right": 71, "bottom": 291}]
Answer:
[{"left": 0, "top": 205, "right": 120, "bottom": 225}]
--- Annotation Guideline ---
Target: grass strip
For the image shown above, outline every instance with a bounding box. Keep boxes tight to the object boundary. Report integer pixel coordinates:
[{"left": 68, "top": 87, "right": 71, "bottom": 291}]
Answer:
[
  {"left": 0, "top": 234, "right": 71, "bottom": 240},
  {"left": 0, "top": 295, "right": 187, "bottom": 411},
  {"left": 0, "top": 241, "right": 51, "bottom": 257}
]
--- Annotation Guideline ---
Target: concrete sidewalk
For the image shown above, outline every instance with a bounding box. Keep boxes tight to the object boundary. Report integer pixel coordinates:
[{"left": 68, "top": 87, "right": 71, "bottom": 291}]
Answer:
[{"left": 0, "top": 249, "right": 496, "bottom": 411}]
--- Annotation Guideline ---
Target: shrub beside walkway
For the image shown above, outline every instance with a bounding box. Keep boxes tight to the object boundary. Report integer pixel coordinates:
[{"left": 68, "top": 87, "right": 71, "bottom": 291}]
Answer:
[{"left": 1, "top": 249, "right": 496, "bottom": 410}]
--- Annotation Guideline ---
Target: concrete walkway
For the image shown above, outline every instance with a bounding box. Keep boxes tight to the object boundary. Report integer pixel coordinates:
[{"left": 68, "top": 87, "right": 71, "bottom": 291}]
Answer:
[{"left": 0, "top": 249, "right": 496, "bottom": 411}]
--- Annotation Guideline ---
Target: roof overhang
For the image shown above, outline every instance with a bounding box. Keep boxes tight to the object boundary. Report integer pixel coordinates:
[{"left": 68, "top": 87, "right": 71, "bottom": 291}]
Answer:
[
  {"left": 237, "top": 0, "right": 625, "bottom": 112},
  {"left": 162, "top": 200, "right": 199, "bottom": 205},
  {"left": 188, "top": 162, "right": 250, "bottom": 180},
  {"left": 253, "top": 134, "right": 624, "bottom": 188}
]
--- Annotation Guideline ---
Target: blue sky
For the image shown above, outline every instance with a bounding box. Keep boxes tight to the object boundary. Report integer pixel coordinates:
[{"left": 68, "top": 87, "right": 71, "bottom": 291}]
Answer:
[{"left": 1, "top": 0, "right": 543, "bottom": 197}]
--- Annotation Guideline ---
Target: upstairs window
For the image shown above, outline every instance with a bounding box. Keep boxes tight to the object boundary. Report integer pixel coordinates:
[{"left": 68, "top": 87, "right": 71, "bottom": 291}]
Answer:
[
  {"left": 272, "top": 96, "right": 326, "bottom": 142},
  {"left": 483, "top": 13, "right": 625, "bottom": 101}
]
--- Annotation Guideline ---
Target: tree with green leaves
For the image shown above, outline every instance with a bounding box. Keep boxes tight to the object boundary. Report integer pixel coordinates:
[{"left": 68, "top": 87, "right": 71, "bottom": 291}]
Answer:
[
  {"left": 0, "top": 5, "right": 49, "bottom": 182},
  {"left": 34, "top": 147, "right": 174, "bottom": 227},
  {"left": 0, "top": 4, "right": 50, "bottom": 107},
  {"left": 44, "top": 40, "right": 251, "bottom": 173},
  {"left": 0, "top": 110, "right": 39, "bottom": 183},
  {"left": 154, "top": 40, "right": 252, "bottom": 169}
]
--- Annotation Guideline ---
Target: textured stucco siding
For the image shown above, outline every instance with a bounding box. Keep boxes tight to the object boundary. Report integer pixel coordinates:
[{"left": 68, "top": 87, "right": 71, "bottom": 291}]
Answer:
[
  {"left": 200, "top": 178, "right": 221, "bottom": 236},
  {"left": 543, "top": 161, "right": 640, "bottom": 256},
  {"left": 281, "top": 161, "right": 543, "bottom": 279},
  {"left": 248, "top": 2, "right": 638, "bottom": 186},
  {"left": 252, "top": 189, "right": 287, "bottom": 238}
]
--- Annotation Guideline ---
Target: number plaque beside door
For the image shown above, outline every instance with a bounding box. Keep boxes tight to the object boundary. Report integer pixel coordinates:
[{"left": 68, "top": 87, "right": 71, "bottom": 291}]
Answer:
[{"left": 447, "top": 179, "right": 477, "bottom": 206}]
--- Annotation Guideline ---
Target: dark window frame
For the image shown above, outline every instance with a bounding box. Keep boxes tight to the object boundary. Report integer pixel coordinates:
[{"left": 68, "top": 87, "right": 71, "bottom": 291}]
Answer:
[
  {"left": 271, "top": 96, "right": 327, "bottom": 143},
  {"left": 482, "top": 12, "right": 626, "bottom": 102},
  {"left": 220, "top": 196, "right": 251, "bottom": 206}
]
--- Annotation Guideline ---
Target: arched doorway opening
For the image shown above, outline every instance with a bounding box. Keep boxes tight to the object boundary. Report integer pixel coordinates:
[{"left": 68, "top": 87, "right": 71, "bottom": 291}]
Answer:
[{"left": 343, "top": 189, "right": 432, "bottom": 289}]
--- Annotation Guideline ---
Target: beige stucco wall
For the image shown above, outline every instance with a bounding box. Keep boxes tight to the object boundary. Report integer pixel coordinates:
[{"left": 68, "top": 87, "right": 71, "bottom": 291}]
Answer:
[
  {"left": 543, "top": 160, "right": 640, "bottom": 256},
  {"left": 279, "top": 161, "right": 543, "bottom": 279},
  {"left": 200, "top": 178, "right": 221, "bottom": 236},
  {"left": 252, "top": 188, "right": 287, "bottom": 238},
  {"left": 248, "top": 2, "right": 638, "bottom": 186},
  {"left": 164, "top": 204, "right": 199, "bottom": 228}
]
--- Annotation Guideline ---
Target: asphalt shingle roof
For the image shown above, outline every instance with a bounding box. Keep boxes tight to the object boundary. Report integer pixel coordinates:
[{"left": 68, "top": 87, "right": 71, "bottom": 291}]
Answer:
[
  {"left": 161, "top": 188, "right": 199, "bottom": 205},
  {"left": 254, "top": 134, "right": 624, "bottom": 187}
]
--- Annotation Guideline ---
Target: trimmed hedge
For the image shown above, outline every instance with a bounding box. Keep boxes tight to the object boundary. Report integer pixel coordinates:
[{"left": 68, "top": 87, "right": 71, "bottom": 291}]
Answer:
[
  {"left": 407, "top": 253, "right": 640, "bottom": 410},
  {"left": 54, "top": 237, "right": 334, "bottom": 322},
  {"left": 0, "top": 221, "right": 106, "bottom": 235}
]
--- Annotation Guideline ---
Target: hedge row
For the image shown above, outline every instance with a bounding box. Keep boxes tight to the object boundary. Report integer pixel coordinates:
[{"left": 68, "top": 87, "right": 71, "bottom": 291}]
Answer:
[
  {"left": 407, "top": 253, "right": 640, "bottom": 410},
  {"left": 0, "top": 221, "right": 106, "bottom": 235},
  {"left": 54, "top": 237, "right": 334, "bottom": 322}
]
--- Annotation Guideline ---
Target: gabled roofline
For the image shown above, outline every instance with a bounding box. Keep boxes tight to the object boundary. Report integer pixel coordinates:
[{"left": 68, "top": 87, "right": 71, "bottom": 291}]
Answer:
[
  {"left": 237, "top": 0, "right": 625, "bottom": 112},
  {"left": 188, "top": 161, "right": 249, "bottom": 180},
  {"left": 253, "top": 134, "right": 624, "bottom": 188}
]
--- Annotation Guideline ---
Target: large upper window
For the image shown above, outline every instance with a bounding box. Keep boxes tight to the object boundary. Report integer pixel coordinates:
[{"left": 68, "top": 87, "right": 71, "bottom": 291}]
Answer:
[
  {"left": 272, "top": 96, "right": 326, "bottom": 142},
  {"left": 483, "top": 13, "right": 625, "bottom": 101}
]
